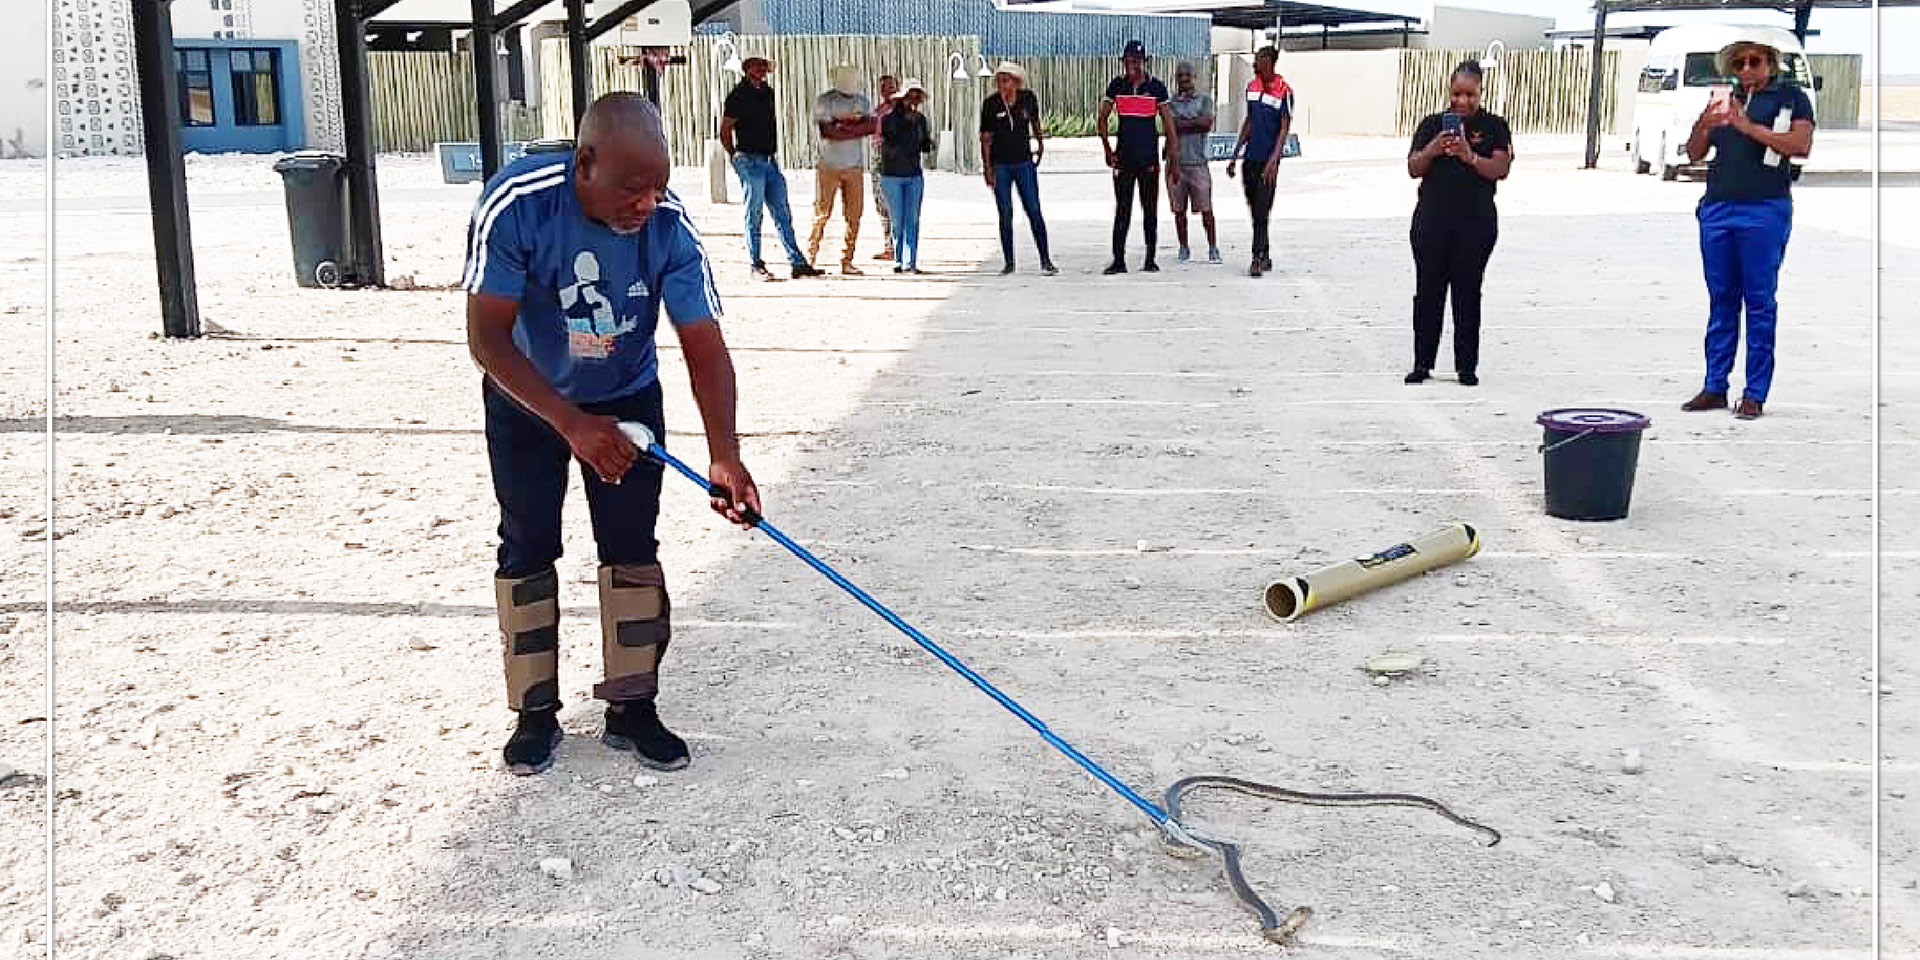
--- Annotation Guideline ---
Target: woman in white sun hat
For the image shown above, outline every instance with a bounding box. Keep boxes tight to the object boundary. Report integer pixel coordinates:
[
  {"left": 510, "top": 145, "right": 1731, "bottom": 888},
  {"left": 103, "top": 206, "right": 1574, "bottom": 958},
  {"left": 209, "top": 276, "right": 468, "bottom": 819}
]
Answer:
[
  {"left": 1680, "top": 33, "right": 1815, "bottom": 421},
  {"left": 979, "top": 60, "right": 1057, "bottom": 275},
  {"left": 878, "top": 79, "right": 933, "bottom": 273}
]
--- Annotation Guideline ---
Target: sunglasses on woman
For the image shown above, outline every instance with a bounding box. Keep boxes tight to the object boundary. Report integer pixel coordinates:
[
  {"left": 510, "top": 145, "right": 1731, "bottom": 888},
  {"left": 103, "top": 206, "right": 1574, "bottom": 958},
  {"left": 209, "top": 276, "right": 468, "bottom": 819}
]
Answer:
[{"left": 1730, "top": 56, "right": 1772, "bottom": 70}]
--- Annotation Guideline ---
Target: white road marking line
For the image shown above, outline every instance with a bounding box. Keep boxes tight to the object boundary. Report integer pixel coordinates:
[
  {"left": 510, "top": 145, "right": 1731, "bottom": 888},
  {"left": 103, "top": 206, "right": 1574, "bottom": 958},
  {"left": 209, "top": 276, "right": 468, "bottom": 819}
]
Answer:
[
  {"left": 1007, "top": 399, "right": 1223, "bottom": 407},
  {"left": 969, "top": 482, "right": 1905, "bottom": 498},
  {"left": 1422, "top": 633, "right": 1784, "bottom": 646},
  {"left": 860, "top": 922, "right": 1406, "bottom": 953},
  {"left": 1582, "top": 946, "right": 1874, "bottom": 959},
  {"left": 957, "top": 545, "right": 1897, "bottom": 560},
  {"left": 958, "top": 628, "right": 1787, "bottom": 647}
]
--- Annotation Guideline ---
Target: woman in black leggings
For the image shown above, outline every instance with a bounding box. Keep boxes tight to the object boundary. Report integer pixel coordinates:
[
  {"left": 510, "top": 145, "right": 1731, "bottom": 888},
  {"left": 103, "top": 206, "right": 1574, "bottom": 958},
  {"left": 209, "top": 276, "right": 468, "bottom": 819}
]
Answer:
[{"left": 1405, "top": 60, "right": 1512, "bottom": 387}]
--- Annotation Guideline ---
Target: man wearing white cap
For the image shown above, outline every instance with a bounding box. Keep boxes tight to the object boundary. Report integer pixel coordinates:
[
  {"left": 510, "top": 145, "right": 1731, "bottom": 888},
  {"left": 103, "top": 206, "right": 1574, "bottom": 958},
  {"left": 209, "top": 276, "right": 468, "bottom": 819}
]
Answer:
[
  {"left": 1680, "top": 33, "right": 1814, "bottom": 421},
  {"left": 979, "top": 60, "right": 1057, "bottom": 275},
  {"left": 810, "top": 65, "right": 877, "bottom": 275}
]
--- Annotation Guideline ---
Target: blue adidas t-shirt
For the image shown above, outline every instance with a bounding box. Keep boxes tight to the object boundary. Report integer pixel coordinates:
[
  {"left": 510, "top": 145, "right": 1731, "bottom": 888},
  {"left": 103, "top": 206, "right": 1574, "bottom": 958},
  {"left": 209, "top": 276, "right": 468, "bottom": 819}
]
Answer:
[{"left": 461, "top": 153, "right": 722, "bottom": 404}]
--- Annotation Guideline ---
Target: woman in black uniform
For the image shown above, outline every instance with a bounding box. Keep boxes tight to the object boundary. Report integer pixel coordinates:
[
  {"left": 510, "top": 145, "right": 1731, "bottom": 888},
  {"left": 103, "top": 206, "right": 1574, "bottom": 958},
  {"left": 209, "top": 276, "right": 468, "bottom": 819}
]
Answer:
[{"left": 1405, "top": 60, "right": 1512, "bottom": 387}]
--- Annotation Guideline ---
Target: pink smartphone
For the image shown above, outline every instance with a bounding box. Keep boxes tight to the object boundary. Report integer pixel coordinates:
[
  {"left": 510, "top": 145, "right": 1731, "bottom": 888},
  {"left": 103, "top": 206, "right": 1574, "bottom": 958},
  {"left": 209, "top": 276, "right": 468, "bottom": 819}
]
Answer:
[{"left": 1708, "top": 86, "right": 1733, "bottom": 112}]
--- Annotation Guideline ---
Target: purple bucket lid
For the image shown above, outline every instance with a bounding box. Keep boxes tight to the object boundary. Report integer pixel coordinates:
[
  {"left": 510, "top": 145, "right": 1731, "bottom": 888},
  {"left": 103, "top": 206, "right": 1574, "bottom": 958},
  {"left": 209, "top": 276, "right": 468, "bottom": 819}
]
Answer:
[{"left": 1537, "top": 408, "right": 1651, "bottom": 433}]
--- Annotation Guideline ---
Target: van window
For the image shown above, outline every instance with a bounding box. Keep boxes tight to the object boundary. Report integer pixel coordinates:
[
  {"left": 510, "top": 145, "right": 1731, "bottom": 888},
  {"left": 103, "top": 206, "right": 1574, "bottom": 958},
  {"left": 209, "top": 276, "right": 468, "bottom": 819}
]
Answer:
[
  {"left": 1638, "top": 64, "right": 1665, "bottom": 93},
  {"left": 1683, "top": 50, "right": 1814, "bottom": 88},
  {"left": 1683, "top": 53, "right": 1725, "bottom": 85}
]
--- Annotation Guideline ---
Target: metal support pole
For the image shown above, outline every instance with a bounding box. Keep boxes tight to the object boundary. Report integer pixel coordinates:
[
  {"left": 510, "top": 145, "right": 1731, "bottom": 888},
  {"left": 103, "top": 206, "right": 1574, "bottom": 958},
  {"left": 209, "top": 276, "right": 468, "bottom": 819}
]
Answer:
[
  {"left": 131, "top": 0, "right": 201, "bottom": 338},
  {"left": 1793, "top": 0, "right": 1813, "bottom": 42},
  {"left": 336, "top": 0, "right": 386, "bottom": 287},
  {"left": 472, "top": 0, "right": 503, "bottom": 182},
  {"left": 1582, "top": 3, "right": 1609, "bottom": 169},
  {"left": 643, "top": 61, "right": 661, "bottom": 106},
  {"left": 565, "top": 0, "right": 591, "bottom": 127}
]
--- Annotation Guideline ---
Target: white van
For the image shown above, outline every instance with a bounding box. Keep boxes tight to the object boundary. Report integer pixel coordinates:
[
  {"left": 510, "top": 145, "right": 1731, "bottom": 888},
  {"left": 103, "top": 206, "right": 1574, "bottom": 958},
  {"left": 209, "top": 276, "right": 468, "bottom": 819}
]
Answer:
[{"left": 1630, "top": 24, "right": 1818, "bottom": 181}]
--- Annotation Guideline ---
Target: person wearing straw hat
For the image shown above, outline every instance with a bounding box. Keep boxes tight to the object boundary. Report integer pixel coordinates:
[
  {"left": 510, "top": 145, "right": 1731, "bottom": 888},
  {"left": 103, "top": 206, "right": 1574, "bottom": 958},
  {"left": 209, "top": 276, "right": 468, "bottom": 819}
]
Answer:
[
  {"left": 878, "top": 79, "right": 933, "bottom": 274},
  {"left": 809, "top": 64, "right": 877, "bottom": 275},
  {"left": 870, "top": 74, "right": 901, "bottom": 262},
  {"left": 979, "top": 60, "right": 1057, "bottom": 276},
  {"left": 1680, "top": 34, "right": 1815, "bottom": 421},
  {"left": 721, "top": 55, "right": 825, "bottom": 282},
  {"left": 1098, "top": 40, "right": 1180, "bottom": 275}
]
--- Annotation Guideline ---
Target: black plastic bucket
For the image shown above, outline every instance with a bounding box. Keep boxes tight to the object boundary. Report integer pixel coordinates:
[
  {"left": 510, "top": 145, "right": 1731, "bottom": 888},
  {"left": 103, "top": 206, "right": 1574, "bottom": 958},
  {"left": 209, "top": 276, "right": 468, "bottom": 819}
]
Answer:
[{"left": 1536, "top": 408, "right": 1651, "bottom": 522}]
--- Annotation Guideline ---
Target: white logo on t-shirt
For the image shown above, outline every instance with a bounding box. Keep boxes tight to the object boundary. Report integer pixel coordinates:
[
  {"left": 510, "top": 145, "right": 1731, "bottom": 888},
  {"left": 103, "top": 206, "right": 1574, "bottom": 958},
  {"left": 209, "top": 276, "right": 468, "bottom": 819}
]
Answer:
[{"left": 558, "top": 250, "right": 637, "bottom": 359}]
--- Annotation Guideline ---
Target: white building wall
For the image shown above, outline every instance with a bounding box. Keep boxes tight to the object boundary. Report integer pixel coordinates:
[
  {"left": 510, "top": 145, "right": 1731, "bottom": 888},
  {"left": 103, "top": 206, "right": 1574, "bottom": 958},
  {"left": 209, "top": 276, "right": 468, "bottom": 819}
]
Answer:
[
  {"left": 1424, "top": 5, "right": 1552, "bottom": 52},
  {"left": 171, "top": 0, "right": 345, "bottom": 152},
  {"left": 1275, "top": 48, "right": 1402, "bottom": 136},
  {"left": 51, "top": 0, "right": 344, "bottom": 156},
  {"left": 0, "top": 3, "right": 50, "bottom": 157}
]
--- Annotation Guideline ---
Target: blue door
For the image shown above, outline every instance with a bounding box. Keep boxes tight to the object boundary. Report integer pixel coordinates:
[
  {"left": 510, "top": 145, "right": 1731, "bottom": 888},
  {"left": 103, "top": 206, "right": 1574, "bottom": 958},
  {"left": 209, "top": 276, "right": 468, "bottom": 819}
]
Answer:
[{"left": 174, "top": 40, "right": 306, "bottom": 154}]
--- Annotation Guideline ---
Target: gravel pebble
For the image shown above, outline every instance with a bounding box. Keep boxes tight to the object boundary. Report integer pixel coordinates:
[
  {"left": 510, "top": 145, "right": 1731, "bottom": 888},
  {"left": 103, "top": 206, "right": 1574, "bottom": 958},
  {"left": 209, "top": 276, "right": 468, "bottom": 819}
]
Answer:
[
  {"left": 1594, "top": 881, "right": 1619, "bottom": 904},
  {"left": 1620, "top": 749, "right": 1645, "bottom": 775},
  {"left": 538, "top": 857, "right": 573, "bottom": 882}
]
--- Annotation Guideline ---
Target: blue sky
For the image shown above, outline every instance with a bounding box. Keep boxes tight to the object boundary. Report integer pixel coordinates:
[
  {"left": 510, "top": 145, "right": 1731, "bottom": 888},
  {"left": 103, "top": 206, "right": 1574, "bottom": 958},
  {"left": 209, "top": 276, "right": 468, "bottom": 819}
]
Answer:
[{"left": 1347, "top": 1, "right": 1914, "bottom": 74}]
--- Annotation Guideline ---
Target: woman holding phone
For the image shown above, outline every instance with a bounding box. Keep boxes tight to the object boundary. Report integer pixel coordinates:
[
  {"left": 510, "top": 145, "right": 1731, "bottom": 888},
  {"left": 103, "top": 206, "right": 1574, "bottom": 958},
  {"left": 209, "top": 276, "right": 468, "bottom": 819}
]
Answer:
[
  {"left": 1680, "top": 36, "right": 1814, "bottom": 420},
  {"left": 1404, "top": 60, "right": 1512, "bottom": 387},
  {"left": 879, "top": 79, "right": 934, "bottom": 274}
]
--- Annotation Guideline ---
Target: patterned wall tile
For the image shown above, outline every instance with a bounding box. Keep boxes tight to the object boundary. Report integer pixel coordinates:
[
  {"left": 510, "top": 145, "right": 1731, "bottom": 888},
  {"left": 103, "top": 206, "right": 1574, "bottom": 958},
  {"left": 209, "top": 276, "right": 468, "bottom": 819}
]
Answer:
[
  {"left": 301, "top": 0, "right": 344, "bottom": 152},
  {"left": 53, "top": 0, "right": 142, "bottom": 157}
]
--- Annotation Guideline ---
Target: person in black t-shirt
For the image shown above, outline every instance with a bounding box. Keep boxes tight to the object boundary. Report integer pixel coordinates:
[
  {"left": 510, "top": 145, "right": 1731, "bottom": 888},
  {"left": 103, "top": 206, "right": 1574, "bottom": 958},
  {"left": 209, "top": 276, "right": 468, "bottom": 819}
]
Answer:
[
  {"left": 1679, "top": 36, "right": 1814, "bottom": 421},
  {"left": 1097, "top": 40, "right": 1179, "bottom": 275},
  {"left": 1404, "top": 60, "right": 1511, "bottom": 387},
  {"left": 720, "top": 56, "right": 823, "bottom": 281},
  {"left": 979, "top": 61, "right": 1056, "bottom": 276}
]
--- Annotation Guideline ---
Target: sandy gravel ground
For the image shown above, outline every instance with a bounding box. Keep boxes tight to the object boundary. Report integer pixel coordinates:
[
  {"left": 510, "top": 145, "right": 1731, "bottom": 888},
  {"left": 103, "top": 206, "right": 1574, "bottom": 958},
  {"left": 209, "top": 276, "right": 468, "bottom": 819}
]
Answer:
[{"left": 0, "top": 130, "right": 1914, "bottom": 959}]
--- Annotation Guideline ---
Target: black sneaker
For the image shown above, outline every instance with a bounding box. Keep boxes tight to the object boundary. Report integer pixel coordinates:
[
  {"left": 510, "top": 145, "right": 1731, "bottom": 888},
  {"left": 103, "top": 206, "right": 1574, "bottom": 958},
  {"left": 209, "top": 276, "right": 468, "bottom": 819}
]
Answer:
[
  {"left": 1459, "top": 373, "right": 1479, "bottom": 387},
  {"left": 1000, "top": 262, "right": 1015, "bottom": 275},
  {"left": 603, "top": 699, "right": 689, "bottom": 771},
  {"left": 1404, "top": 369, "right": 1431, "bottom": 384},
  {"left": 1103, "top": 261, "right": 1127, "bottom": 276},
  {"left": 1141, "top": 259, "right": 1160, "bottom": 273},
  {"left": 502, "top": 707, "right": 562, "bottom": 776},
  {"left": 1040, "top": 262, "right": 1059, "bottom": 276},
  {"left": 750, "top": 262, "right": 778, "bottom": 282},
  {"left": 791, "top": 263, "right": 826, "bottom": 279}
]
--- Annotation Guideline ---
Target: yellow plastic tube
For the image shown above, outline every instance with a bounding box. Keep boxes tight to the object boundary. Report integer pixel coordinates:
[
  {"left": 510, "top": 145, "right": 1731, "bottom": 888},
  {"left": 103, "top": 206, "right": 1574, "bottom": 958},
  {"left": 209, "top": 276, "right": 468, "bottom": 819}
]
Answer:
[{"left": 1262, "top": 523, "right": 1480, "bottom": 623}]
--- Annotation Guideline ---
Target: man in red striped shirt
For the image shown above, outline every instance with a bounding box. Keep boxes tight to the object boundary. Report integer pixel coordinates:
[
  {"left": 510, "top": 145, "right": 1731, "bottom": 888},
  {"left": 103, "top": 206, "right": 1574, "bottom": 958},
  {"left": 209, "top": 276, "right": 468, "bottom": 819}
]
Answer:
[{"left": 1098, "top": 40, "right": 1180, "bottom": 275}]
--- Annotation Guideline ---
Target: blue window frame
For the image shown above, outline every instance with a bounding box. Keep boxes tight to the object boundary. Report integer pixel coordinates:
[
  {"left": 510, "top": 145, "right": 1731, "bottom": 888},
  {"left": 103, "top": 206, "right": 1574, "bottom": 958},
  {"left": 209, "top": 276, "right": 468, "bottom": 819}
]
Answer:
[
  {"left": 174, "top": 49, "right": 215, "bottom": 126},
  {"left": 228, "top": 48, "right": 282, "bottom": 126}
]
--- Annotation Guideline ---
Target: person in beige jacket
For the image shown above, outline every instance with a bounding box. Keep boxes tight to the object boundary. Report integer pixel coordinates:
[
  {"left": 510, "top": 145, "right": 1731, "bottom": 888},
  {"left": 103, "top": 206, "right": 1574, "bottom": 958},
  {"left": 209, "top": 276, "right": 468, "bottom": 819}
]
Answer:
[{"left": 809, "top": 64, "right": 877, "bottom": 274}]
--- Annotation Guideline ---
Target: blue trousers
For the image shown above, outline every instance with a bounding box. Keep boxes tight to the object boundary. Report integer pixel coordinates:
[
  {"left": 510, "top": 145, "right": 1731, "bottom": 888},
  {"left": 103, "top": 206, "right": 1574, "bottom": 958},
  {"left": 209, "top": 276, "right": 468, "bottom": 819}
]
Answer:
[
  {"left": 732, "top": 153, "right": 806, "bottom": 268},
  {"left": 1698, "top": 198, "right": 1793, "bottom": 403},
  {"left": 880, "top": 175, "right": 924, "bottom": 270},
  {"left": 484, "top": 380, "right": 665, "bottom": 579},
  {"left": 992, "top": 161, "right": 1051, "bottom": 266}
]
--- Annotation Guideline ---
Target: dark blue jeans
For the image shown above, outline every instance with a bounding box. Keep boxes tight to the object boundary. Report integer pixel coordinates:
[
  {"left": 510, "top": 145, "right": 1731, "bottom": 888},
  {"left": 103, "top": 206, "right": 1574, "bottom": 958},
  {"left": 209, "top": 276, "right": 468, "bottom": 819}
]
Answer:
[
  {"left": 1698, "top": 199, "right": 1792, "bottom": 402},
  {"left": 484, "top": 380, "right": 666, "bottom": 578},
  {"left": 732, "top": 152, "right": 807, "bottom": 268},
  {"left": 992, "top": 161, "right": 1051, "bottom": 266}
]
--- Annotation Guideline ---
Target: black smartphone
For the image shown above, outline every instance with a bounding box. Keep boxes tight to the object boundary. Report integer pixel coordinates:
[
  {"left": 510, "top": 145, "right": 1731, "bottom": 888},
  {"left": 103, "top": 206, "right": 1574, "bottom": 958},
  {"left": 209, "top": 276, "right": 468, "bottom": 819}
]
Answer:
[{"left": 1441, "top": 113, "right": 1464, "bottom": 137}]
